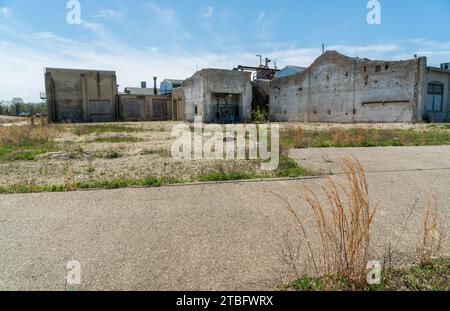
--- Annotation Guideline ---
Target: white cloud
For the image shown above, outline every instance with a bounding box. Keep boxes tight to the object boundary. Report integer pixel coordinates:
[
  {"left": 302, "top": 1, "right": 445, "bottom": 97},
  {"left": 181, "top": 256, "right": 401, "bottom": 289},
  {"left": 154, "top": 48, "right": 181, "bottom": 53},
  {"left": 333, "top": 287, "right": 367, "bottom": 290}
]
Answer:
[
  {"left": 147, "top": 2, "right": 176, "bottom": 26},
  {"left": 203, "top": 6, "right": 214, "bottom": 18},
  {"left": 327, "top": 43, "right": 400, "bottom": 56},
  {"left": 0, "top": 7, "right": 12, "bottom": 16},
  {"left": 95, "top": 10, "right": 126, "bottom": 22},
  {"left": 1, "top": 12, "right": 450, "bottom": 102},
  {"left": 256, "top": 11, "right": 278, "bottom": 39},
  {"left": 34, "top": 32, "right": 74, "bottom": 45}
]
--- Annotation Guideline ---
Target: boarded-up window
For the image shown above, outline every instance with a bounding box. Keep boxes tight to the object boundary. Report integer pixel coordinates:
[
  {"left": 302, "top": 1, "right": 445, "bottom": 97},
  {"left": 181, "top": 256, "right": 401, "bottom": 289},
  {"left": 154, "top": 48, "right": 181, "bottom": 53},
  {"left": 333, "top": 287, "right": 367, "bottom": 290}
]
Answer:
[
  {"left": 152, "top": 99, "right": 168, "bottom": 120},
  {"left": 122, "top": 98, "right": 144, "bottom": 120},
  {"left": 90, "top": 100, "right": 112, "bottom": 115}
]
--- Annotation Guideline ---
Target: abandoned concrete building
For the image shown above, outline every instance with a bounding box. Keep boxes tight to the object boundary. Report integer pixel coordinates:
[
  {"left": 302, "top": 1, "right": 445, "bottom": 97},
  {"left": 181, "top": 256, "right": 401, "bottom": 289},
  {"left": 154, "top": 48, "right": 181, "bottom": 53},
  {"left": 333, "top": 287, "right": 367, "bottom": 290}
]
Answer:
[
  {"left": 269, "top": 51, "right": 429, "bottom": 123},
  {"left": 172, "top": 69, "right": 252, "bottom": 123},
  {"left": 268, "top": 51, "right": 450, "bottom": 123},
  {"left": 118, "top": 77, "right": 174, "bottom": 121},
  {"left": 117, "top": 93, "right": 172, "bottom": 122},
  {"left": 45, "top": 68, "right": 118, "bottom": 123},
  {"left": 44, "top": 51, "right": 450, "bottom": 124}
]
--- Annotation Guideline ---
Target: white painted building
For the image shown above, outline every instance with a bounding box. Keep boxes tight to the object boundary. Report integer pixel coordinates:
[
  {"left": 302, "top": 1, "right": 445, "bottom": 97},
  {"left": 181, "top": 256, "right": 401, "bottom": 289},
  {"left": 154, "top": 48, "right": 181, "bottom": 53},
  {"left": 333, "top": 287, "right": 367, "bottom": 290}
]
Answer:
[{"left": 424, "top": 66, "right": 450, "bottom": 122}]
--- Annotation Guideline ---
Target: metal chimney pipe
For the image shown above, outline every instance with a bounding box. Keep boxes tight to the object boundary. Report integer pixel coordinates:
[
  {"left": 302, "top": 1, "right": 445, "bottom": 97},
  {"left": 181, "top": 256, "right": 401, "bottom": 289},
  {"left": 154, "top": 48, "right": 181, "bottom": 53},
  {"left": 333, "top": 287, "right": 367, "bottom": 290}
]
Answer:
[{"left": 153, "top": 77, "right": 157, "bottom": 95}]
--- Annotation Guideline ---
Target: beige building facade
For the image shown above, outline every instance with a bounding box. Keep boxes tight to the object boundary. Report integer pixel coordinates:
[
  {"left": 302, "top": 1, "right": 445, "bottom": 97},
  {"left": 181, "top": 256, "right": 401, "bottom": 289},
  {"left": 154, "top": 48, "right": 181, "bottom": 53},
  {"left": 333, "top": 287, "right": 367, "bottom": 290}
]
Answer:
[{"left": 45, "top": 68, "right": 118, "bottom": 123}]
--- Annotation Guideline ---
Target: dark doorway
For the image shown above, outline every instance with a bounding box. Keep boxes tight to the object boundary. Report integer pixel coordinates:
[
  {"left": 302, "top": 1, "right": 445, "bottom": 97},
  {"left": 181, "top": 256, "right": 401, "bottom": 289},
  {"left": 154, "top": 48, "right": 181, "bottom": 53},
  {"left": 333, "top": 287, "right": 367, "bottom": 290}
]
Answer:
[
  {"left": 425, "top": 82, "right": 444, "bottom": 122},
  {"left": 213, "top": 93, "right": 241, "bottom": 123}
]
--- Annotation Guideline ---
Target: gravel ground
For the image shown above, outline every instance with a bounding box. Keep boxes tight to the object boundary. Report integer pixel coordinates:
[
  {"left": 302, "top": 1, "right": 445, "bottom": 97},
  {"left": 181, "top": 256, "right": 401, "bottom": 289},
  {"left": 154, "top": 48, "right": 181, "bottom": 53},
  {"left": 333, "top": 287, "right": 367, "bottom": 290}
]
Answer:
[
  {"left": 0, "top": 122, "right": 259, "bottom": 187},
  {"left": 0, "top": 121, "right": 443, "bottom": 188}
]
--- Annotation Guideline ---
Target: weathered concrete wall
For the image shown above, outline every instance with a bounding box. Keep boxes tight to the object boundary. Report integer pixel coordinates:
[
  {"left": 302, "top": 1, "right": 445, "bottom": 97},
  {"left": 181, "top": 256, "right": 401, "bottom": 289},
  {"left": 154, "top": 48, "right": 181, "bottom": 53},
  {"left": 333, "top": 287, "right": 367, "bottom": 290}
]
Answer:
[
  {"left": 425, "top": 69, "right": 450, "bottom": 122},
  {"left": 270, "top": 51, "right": 426, "bottom": 123},
  {"left": 183, "top": 71, "right": 205, "bottom": 122},
  {"left": 171, "top": 87, "right": 185, "bottom": 121},
  {"left": 118, "top": 94, "right": 172, "bottom": 121},
  {"left": 45, "top": 68, "right": 117, "bottom": 123},
  {"left": 181, "top": 69, "right": 252, "bottom": 123}
]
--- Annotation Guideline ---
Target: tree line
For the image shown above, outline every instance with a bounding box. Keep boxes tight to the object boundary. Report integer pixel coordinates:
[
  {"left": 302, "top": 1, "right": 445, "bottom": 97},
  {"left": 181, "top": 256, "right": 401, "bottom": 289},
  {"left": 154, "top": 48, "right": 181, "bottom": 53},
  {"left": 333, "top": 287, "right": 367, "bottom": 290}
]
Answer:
[{"left": 0, "top": 98, "right": 46, "bottom": 117}]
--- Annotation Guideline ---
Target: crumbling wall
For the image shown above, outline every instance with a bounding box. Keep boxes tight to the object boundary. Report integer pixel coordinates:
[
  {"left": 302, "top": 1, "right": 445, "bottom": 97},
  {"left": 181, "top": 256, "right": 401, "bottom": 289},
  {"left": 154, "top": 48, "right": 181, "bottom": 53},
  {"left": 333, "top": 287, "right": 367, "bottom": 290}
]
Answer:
[{"left": 270, "top": 51, "right": 426, "bottom": 123}]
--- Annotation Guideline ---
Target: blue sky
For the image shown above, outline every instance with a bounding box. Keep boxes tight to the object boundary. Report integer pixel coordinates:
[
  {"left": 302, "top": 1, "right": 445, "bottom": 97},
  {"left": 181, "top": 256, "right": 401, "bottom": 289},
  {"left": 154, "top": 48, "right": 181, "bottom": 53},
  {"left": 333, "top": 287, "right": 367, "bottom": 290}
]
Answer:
[{"left": 1, "top": 0, "right": 450, "bottom": 102}]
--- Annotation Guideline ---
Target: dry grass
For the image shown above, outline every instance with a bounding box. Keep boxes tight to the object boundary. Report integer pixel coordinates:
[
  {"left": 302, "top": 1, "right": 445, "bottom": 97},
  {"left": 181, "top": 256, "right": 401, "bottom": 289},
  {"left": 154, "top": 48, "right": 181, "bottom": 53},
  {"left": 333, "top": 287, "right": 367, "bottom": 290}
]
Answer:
[
  {"left": 418, "top": 195, "right": 446, "bottom": 267},
  {"left": 282, "top": 127, "right": 450, "bottom": 148},
  {"left": 271, "top": 156, "right": 379, "bottom": 290},
  {"left": 0, "top": 124, "right": 54, "bottom": 147},
  {"left": 292, "top": 127, "right": 305, "bottom": 148},
  {"left": 0, "top": 124, "right": 57, "bottom": 161}
]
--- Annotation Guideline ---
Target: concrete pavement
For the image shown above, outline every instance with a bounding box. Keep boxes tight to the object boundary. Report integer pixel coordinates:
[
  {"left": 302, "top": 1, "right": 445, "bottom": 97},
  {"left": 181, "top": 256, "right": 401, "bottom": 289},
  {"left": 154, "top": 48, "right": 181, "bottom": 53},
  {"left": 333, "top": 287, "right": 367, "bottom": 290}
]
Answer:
[{"left": 1, "top": 146, "right": 449, "bottom": 290}]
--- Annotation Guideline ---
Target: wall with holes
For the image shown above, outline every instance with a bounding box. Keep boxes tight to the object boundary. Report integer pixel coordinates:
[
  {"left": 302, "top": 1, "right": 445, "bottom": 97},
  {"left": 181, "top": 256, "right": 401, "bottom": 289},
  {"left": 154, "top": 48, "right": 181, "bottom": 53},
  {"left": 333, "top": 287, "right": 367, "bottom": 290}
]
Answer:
[{"left": 270, "top": 51, "right": 427, "bottom": 123}]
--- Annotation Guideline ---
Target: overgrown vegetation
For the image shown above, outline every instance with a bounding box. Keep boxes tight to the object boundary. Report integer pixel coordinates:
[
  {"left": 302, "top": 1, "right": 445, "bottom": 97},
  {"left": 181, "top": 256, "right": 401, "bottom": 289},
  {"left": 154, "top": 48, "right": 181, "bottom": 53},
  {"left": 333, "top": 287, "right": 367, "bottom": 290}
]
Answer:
[
  {"left": 418, "top": 195, "right": 446, "bottom": 267},
  {"left": 252, "top": 107, "right": 269, "bottom": 123},
  {"left": 281, "top": 127, "right": 450, "bottom": 148},
  {"left": 0, "top": 153, "right": 315, "bottom": 194},
  {"left": 282, "top": 258, "right": 450, "bottom": 291},
  {"left": 271, "top": 157, "right": 379, "bottom": 290},
  {"left": 273, "top": 157, "right": 448, "bottom": 291},
  {"left": 94, "top": 149, "right": 122, "bottom": 159},
  {"left": 198, "top": 155, "right": 315, "bottom": 182},
  {"left": 275, "top": 155, "right": 312, "bottom": 177},
  {"left": 198, "top": 171, "right": 257, "bottom": 182},
  {"left": 92, "top": 136, "right": 144, "bottom": 143},
  {"left": 0, "top": 176, "right": 185, "bottom": 194},
  {"left": 0, "top": 125, "right": 57, "bottom": 162}
]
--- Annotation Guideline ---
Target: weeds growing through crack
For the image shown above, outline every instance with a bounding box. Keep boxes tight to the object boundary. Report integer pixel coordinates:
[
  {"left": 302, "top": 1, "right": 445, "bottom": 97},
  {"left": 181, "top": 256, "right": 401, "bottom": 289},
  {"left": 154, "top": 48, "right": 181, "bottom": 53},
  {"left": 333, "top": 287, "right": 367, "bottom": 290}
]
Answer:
[{"left": 271, "top": 156, "right": 379, "bottom": 290}]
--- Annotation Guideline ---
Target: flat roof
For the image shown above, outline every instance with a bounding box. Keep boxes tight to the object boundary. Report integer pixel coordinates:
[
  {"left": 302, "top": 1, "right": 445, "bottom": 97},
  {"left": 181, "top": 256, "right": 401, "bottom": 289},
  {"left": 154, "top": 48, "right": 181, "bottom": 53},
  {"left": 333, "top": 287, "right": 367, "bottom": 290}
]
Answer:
[
  {"left": 46, "top": 67, "right": 116, "bottom": 74},
  {"left": 428, "top": 66, "right": 450, "bottom": 74}
]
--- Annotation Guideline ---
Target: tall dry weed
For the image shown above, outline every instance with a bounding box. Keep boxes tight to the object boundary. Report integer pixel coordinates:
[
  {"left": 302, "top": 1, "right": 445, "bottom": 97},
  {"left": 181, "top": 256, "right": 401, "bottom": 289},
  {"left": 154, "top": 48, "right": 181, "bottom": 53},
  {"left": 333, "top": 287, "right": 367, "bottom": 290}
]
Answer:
[
  {"left": 293, "top": 127, "right": 305, "bottom": 148},
  {"left": 271, "top": 156, "right": 379, "bottom": 289},
  {"left": 418, "top": 195, "right": 446, "bottom": 266},
  {"left": 0, "top": 124, "right": 53, "bottom": 147}
]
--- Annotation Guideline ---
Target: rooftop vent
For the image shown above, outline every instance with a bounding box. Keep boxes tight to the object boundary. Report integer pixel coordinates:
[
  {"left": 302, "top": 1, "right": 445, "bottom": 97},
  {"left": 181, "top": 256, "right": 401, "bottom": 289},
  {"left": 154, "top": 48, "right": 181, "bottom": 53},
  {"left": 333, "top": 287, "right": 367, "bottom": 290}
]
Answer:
[{"left": 153, "top": 77, "right": 157, "bottom": 95}]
